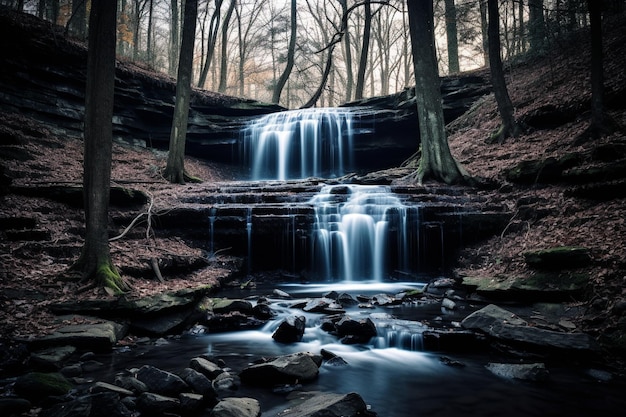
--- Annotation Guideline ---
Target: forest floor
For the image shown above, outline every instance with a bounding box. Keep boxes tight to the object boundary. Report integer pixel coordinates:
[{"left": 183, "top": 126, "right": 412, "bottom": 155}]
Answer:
[{"left": 1, "top": 12, "right": 625, "bottom": 370}]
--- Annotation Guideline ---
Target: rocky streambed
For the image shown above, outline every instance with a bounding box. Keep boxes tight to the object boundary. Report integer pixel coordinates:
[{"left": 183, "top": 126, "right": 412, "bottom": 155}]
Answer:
[{"left": 1, "top": 273, "right": 625, "bottom": 417}]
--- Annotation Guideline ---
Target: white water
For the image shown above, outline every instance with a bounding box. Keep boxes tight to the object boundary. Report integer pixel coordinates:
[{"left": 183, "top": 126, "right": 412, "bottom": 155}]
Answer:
[
  {"left": 309, "top": 185, "right": 420, "bottom": 281},
  {"left": 241, "top": 108, "right": 354, "bottom": 180}
]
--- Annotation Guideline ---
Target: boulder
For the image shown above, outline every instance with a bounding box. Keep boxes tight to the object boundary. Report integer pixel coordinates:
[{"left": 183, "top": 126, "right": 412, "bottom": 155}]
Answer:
[
  {"left": 272, "top": 315, "right": 306, "bottom": 343},
  {"left": 503, "top": 153, "right": 581, "bottom": 184},
  {"left": 0, "top": 398, "right": 32, "bottom": 416},
  {"left": 336, "top": 316, "right": 377, "bottom": 344},
  {"left": 29, "top": 345, "right": 76, "bottom": 371},
  {"left": 135, "top": 392, "right": 180, "bottom": 415},
  {"left": 461, "top": 272, "right": 589, "bottom": 301},
  {"left": 189, "top": 357, "right": 225, "bottom": 380},
  {"left": 38, "top": 392, "right": 132, "bottom": 417},
  {"left": 90, "top": 381, "right": 134, "bottom": 397},
  {"left": 28, "top": 320, "right": 127, "bottom": 352},
  {"left": 461, "top": 304, "right": 598, "bottom": 353},
  {"left": 135, "top": 365, "right": 189, "bottom": 396},
  {"left": 486, "top": 363, "right": 549, "bottom": 381},
  {"left": 179, "top": 392, "right": 206, "bottom": 414},
  {"left": 213, "top": 371, "right": 240, "bottom": 394},
  {"left": 209, "top": 397, "right": 261, "bottom": 417},
  {"left": 523, "top": 247, "right": 592, "bottom": 270},
  {"left": 14, "top": 372, "right": 73, "bottom": 402},
  {"left": 278, "top": 391, "right": 373, "bottom": 417},
  {"left": 210, "top": 298, "right": 254, "bottom": 314},
  {"left": 113, "top": 375, "right": 149, "bottom": 394},
  {"left": 239, "top": 352, "right": 321, "bottom": 386},
  {"left": 180, "top": 367, "right": 218, "bottom": 401}
]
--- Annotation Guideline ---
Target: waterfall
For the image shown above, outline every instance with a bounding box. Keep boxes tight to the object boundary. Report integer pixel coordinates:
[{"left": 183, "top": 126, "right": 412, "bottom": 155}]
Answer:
[
  {"left": 241, "top": 108, "right": 354, "bottom": 180},
  {"left": 309, "top": 185, "right": 420, "bottom": 281}
]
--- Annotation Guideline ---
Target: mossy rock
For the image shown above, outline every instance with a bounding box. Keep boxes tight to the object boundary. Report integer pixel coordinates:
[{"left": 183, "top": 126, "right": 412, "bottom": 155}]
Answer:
[
  {"left": 523, "top": 247, "right": 592, "bottom": 270},
  {"left": 14, "top": 372, "right": 73, "bottom": 401},
  {"left": 461, "top": 272, "right": 589, "bottom": 301},
  {"left": 516, "top": 272, "right": 589, "bottom": 293},
  {"left": 503, "top": 153, "right": 581, "bottom": 184}
]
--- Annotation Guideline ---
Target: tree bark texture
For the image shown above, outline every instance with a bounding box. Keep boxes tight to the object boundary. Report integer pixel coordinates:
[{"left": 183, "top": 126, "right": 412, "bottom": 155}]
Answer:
[
  {"left": 355, "top": 0, "right": 372, "bottom": 100},
  {"left": 528, "top": 0, "right": 546, "bottom": 53},
  {"left": 77, "top": 0, "right": 126, "bottom": 293},
  {"left": 487, "top": 0, "right": 521, "bottom": 143},
  {"left": 169, "top": 0, "right": 180, "bottom": 76},
  {"left": 218, "top": 0, "right": 237, "bottom": 93},
  {"left": 444, "top": 0, "right": 460, "bottom": 74},
  {"left": 165, "top": 0, "right": 198, "bottom": 183},
  {"left": 406, "top": 0, "right": 467, "bottom": 185},
  {"left": 197, "top": 0, "right": 224, "bottom": 88},
  {"left": 272, "top": 0, "right": 297, "bottom": 104}
]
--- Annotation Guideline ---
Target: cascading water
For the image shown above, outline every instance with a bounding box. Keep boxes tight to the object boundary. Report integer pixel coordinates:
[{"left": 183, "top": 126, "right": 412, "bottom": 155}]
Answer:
[
  {"left": 309, "top": 184, "right": 420, "bottom": 281},
  {"left": 241, "top": 108, "right": 354, "bottom": 180}
]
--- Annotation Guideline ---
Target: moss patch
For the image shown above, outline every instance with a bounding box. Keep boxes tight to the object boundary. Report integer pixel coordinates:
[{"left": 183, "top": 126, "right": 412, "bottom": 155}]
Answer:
[
  {"left": 523, "top": 246, "right": 592, "bottom": 270},
  {"left": 14, "top": 372, "right": 73, "bottom": 401}
]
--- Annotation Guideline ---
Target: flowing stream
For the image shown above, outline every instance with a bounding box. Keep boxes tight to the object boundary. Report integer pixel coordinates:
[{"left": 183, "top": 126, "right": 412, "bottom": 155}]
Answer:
[
  {"left": 97, "top": 281, "right": 626, "bottom": 417},
  {"left": 95, "top": 108, "right": 626, "bottom": 415}
]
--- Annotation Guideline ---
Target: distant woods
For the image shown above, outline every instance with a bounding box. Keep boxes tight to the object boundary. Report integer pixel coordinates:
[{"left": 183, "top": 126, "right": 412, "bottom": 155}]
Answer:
[{"left": 3, "top": 0, "right": 622, "bottom": 108}]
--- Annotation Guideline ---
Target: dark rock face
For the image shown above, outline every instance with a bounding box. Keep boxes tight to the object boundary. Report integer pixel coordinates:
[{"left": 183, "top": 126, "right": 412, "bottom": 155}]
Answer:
[
  {"left": 0, "top": 10, "right": 282, "bottom": 161},
  {"left": 0, "top": 10, "right": 489, "bottom": 175}
]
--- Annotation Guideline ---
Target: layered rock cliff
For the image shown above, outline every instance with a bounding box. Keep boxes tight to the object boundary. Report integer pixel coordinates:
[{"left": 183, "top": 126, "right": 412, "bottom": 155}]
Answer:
[{"left": 0, "top": 8, "right": 490, "bottom": 173}]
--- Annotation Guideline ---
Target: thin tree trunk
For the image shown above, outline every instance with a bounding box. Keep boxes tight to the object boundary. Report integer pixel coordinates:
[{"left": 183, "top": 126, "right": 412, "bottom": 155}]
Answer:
[
  {"left": 355, "top": 0, "right": 372, "bottom": 100},
  {"left": 272, "top": 0, "right": 297, "bottom": 104},
  {"left": 528, "top": 0, "right": 546, "bottom": 53},
  {"left": 197, "top": 0, "right": 224, "bottom": 88},
  {"left": 479, "top": 0, "right": 489, "bottom": 66},
  {"left": 585, "top": 0, "right": 608, "bottom": 138},
  {"left": 218, "top": 0, "right": 236, "bottom": 93},
  {"left": 165, "top": 0, "right": 198, "bottom": 183},
  {"left": 75, "top": 0, "right": 127, "bottom": 293},
  {"left": 169, "top": 0, "right": 180, "bottom": 76},
  {"left": 487, "top": 0, "right": 521, "bottom": 143},
  {"left": 146, "top": 0, "right": 154, "bottom": 66},
  {"left": 444, "top": 0, "right": 460, "bottom": 73},
  {"left": 339, "top": 0, "right": 354, "bottom": 101}
]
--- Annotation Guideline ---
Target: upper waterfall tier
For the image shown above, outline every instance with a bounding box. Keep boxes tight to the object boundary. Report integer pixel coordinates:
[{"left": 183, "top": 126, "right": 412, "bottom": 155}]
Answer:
[{"left": 241, "top": 108, "right": 355, "bottom": 181}]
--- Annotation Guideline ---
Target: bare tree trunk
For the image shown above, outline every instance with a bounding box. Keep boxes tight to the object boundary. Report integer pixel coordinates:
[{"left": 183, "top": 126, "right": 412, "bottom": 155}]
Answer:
[
  {"left": 406, "top": 0, "right": 469, "bottom": 185},
  {"left": 517, "top": 0, "right": 526, "bottom": 54},
  {"left": 355, "top": 0, "right": 372, "bottom": 100},
  {"left": 74, "top": 0, "right": 127, "bottom": 293},
  {"left": 272, "top": 0, "right": 296, "bottom": 104},
  {"left": 339, "top": 0, "right": 354, "bottom": 101},
  {"left": 169, "top": 0, "right": 180, "bottom": 76},
  {"left": 197, "top": 0, "right": 224, "bottom": 88},
  {"left": 68, "top": 0, "right": 87, "bottom": 39},
  {"left": 218, "top": 0, "right": 236, "bottom": 93},
  {"left": 582, "top": 0, "right": 614, "bottom": 139},
  {"left": 479, "top": 0, "right": 489, "bottom": 66},
  {"left": 487, "top": 0, "right": 521, "bottom": 143},
  {"left": 146, "top": 0, "right": 154, "bottom": 66},
  {"left": 165, "top": 0, "right": 198, "bottom": 184},
  {"left": 528, "top": 0, "right": 546, "bottom": 53},
  {"left": 444, "top": 0, "right": 460, "bottom": 73}
]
